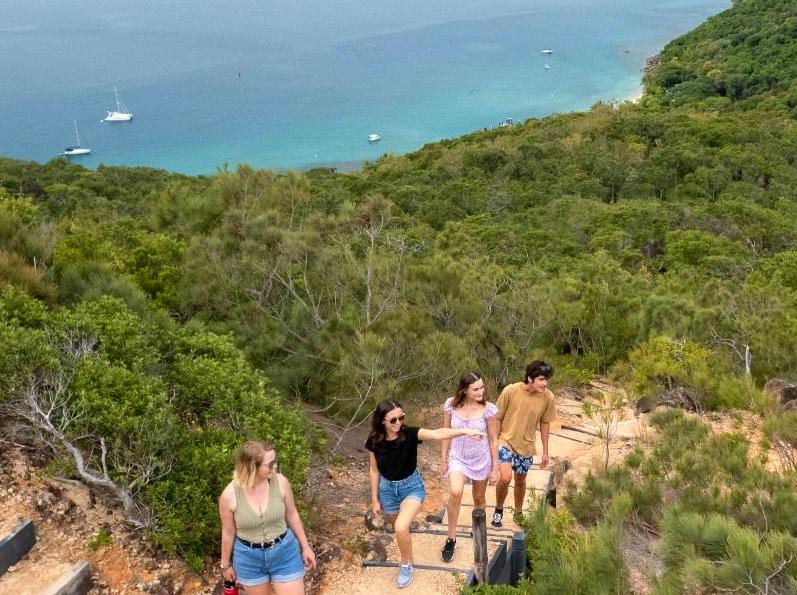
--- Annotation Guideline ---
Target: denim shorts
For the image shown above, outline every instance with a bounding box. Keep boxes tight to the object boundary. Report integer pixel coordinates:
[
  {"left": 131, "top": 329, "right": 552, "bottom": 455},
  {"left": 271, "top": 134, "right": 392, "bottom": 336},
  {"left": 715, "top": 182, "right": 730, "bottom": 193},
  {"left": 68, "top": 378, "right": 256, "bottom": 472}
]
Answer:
[
  {"left": 233, "top": 528, "right": 305, "bottom": 586},
  {"left": 378, "top": 469, "right": 426, "bottom": 515},
  {"left": 498, "top": 445, "right": 534, "bottom": 475}
]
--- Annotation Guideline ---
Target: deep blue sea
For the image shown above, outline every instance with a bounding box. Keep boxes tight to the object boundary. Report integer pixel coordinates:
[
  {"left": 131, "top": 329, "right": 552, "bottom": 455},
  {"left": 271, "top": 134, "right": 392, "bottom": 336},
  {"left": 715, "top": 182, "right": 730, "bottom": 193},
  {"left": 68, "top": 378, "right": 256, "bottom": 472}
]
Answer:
[{"left": 0, "top": 0, "right": 729, "bottom": 174}]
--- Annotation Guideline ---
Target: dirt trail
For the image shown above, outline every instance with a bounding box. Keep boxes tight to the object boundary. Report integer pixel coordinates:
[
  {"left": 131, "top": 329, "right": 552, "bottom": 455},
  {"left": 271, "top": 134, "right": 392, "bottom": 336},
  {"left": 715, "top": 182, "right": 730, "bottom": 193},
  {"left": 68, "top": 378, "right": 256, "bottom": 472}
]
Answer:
[{"left": 314, "top": 395, "right": 647, "bottom": 594}]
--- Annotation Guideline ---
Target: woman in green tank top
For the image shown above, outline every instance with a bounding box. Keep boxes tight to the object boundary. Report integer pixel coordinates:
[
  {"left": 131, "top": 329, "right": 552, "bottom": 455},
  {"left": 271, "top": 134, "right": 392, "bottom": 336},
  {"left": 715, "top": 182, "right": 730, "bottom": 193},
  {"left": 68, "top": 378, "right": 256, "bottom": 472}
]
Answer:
[{"left": 219, "top": 441, "right": 316, "bottom": 594}]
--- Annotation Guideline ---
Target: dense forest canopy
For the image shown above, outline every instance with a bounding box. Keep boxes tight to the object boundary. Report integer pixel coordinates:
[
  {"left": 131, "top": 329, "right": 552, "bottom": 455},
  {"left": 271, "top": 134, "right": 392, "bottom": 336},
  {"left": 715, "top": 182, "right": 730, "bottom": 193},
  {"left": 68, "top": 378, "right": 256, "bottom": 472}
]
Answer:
[{"left": 1, "top": 0, "right": 796, "bottom": 580}]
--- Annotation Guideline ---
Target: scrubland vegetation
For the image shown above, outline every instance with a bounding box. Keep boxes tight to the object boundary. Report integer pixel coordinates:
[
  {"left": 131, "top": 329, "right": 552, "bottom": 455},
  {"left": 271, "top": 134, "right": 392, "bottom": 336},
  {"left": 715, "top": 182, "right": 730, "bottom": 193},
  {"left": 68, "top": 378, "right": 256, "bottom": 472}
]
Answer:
[{"left": 1, "top": 0, "right": 796, "bottom": 585}]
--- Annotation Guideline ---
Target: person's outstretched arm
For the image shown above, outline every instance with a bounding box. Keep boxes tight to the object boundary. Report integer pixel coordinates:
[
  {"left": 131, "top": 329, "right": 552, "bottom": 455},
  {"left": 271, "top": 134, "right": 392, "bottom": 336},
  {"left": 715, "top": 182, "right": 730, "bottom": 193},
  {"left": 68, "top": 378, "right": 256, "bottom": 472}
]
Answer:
[
  {"left": 281, "top": 474, "right": 317, "bottom": 569},
  {"left": 419, "top": 427, "right": 485, "bottom": 441}
]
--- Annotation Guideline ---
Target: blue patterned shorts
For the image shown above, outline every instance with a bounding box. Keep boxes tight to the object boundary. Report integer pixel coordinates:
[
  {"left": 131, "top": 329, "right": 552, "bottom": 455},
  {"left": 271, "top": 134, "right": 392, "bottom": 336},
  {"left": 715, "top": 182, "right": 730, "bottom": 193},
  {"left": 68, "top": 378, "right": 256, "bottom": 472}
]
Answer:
[{"left": 498, "top": 445, "right": 533, "bottom": 475}]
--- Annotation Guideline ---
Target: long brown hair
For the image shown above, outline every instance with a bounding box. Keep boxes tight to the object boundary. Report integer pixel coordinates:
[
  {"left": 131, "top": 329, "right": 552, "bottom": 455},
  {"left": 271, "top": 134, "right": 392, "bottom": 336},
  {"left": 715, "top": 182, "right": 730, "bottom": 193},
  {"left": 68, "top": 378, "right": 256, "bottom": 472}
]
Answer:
[
  {"left": 451, "top": 372, "right": 487, "bottom": 409},
  {"left": 365, "top": 399, "right": 404, "bottom": 450}
]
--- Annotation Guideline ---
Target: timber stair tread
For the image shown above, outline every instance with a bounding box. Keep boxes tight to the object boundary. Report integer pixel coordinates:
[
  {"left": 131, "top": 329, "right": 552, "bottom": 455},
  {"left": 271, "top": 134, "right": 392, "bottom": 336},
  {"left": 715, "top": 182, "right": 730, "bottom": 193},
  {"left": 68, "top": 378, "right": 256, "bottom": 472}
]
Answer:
[{"left": 360, "top": 476, "right": 547, "bottom": 590}]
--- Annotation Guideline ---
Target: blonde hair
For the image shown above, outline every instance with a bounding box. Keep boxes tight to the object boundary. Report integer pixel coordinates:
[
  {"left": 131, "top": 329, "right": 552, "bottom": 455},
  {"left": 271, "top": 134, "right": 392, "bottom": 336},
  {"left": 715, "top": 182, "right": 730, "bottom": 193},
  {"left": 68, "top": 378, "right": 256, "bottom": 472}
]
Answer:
[{"left": 232, "top": 440, "right": 275, "bottom": 488}]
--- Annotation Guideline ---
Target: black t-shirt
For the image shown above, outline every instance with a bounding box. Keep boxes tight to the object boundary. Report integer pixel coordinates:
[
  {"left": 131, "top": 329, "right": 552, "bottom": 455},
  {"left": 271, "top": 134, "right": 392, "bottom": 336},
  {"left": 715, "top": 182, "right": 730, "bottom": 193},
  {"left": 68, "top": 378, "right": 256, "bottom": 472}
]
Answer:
[{"left": 366, "top": 426, "right": 423, "bottom": 481}]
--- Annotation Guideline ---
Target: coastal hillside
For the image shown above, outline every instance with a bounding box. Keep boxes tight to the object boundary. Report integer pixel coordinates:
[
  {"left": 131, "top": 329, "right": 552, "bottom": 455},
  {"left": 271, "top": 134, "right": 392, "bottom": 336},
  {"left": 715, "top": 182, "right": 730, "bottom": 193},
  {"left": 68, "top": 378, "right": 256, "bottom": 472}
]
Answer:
[
  {"left": 1, "top": 0, "right": 796, "bottom": 592},
  {"left": 644, "top": 0, "right": 797, "bottom": 110}
]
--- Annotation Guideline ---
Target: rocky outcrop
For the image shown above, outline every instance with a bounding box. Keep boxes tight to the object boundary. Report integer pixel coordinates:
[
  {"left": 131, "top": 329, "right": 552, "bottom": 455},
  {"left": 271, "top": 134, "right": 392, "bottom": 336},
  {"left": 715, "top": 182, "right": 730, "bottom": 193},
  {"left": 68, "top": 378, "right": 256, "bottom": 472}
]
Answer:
[
  {"left": 644, "top": 53, "right": 661, "bottom": 75},
  {"left": 763, "top": 378, "right": 797, "bottom": 406},
  {"left": 635, "top": 387, "right": 700, "bottom": 413}
]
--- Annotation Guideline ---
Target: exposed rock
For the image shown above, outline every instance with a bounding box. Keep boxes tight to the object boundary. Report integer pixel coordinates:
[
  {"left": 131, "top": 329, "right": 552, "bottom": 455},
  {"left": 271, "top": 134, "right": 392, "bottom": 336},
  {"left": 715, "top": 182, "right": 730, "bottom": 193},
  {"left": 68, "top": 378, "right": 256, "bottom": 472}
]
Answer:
[
  {"left": 559, "top": 385, "right": 588, "bottom": 401},
  {"left": 640, "top": 387, "right": 700, "bottom": 412},
  {"left": 550, "top": 458, "right": 572, "bottom": 484},
  {"left": 644, "top": 53, "right": 661, "bottom": 74},
  {"left": 763, "top": 378, "right": 797, "bottom": 406},
  {"left": 635, "top": 395, "right": 658, "bottom": 414},
  {"left": 314, "top": 542, "right": 342, "bottom": 565},
  {"left": 364, "top": 509, "right": 383, "bottom": 531},
  {"left": 365, "top": 535, "right": 392, "bottom": 562},
  {"left": 425, "top": 511, "right": 444, "bottom": 524}
]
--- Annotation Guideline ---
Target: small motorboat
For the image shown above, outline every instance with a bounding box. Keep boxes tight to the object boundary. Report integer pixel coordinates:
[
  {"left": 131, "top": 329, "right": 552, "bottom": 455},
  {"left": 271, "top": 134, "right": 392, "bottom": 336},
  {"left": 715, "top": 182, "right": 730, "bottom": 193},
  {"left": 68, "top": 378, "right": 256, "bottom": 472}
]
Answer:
[
  {"left": 368, "top": 133, "right": 381, "bottom": 142},
  {"left": 541, "top": 48, "right": 554, "bottom": 55}
]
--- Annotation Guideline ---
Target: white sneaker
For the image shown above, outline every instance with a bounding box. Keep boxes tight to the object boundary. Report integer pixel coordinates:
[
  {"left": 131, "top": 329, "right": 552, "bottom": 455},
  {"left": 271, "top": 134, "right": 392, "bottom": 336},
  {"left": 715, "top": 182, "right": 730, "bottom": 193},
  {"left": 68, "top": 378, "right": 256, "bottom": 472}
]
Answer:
[{"left": 397, "top": 563, "right": 413, "bottom": 588}]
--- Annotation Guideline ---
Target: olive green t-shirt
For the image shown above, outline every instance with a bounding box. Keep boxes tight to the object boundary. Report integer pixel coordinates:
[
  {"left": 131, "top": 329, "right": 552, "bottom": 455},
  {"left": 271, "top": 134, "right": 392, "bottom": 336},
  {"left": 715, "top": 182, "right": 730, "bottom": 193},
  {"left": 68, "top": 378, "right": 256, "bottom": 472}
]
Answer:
[{"left": 496, "top": 382, "right": 557, "bottom": 457}]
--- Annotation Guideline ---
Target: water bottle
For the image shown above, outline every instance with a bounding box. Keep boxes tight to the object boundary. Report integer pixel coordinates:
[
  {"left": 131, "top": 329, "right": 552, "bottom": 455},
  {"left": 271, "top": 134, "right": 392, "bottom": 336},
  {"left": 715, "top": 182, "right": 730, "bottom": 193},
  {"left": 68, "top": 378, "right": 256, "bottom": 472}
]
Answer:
[{"left": 222, "top": 580, "right": 239, "bottom": 595}]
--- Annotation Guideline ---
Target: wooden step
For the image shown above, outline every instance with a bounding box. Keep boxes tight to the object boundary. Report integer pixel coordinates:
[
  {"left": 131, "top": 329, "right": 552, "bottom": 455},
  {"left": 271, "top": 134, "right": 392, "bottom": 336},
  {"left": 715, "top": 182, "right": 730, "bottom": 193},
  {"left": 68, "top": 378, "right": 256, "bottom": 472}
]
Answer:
[{"left": 357, "top": 532, "right": 504, "bottom": 594}]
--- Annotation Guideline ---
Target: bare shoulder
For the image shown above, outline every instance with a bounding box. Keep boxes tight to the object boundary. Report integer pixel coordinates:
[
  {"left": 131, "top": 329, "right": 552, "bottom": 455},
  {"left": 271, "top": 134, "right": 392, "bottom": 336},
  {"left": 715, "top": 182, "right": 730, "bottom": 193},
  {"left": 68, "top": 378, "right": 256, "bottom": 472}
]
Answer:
[
  {"left": 219, "top": 481, "right": 236, "bottom": 509},
  {"left": 276, "top": 472, "right": 292, "bottom": 492}
]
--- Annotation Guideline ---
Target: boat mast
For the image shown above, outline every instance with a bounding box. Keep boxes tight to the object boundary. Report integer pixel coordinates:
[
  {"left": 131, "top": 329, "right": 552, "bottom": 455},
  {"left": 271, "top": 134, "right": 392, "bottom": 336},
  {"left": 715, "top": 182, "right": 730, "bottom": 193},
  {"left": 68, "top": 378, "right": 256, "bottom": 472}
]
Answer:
[{"left": 74, "top": 120, "right": 81, "bottom": 146}]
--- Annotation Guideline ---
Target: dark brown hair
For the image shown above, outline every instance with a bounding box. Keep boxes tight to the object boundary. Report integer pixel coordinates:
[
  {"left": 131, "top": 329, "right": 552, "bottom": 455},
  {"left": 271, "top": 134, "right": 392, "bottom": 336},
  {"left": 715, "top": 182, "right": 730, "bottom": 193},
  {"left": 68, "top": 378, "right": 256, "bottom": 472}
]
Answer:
[
  {"left": 451, "top": 372, "right": 487, "bottom": 409},
  {"left": 525, "top": 360, "right": 554, "bottom": 383},
  {"left": 365, "top": 399, "right": 404, "bottom": 450}
]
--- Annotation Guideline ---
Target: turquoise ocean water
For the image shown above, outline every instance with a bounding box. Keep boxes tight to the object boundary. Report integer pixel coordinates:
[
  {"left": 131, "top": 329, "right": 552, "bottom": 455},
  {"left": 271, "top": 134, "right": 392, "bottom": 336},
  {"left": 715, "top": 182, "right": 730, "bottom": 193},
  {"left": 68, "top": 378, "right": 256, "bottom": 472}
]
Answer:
[{"left": 0, "top": 0, "right": 729, "bottom": 174}]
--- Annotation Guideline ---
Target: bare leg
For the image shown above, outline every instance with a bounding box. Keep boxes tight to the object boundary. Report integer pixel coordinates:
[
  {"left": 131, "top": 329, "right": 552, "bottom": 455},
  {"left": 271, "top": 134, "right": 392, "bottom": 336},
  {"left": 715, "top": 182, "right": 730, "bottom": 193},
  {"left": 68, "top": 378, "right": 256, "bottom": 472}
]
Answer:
[
  {"left": 513, "top": 472, "right": 527, "bottom": 513},
  {"left": 495, "top": 461, "right": 513, "bottom": 510},
  {"left": 243, "top": 582, "right": 274, "bottom": 595},
  {"left": 393, "top": 498, "right": 423, "bottom": 564},
  {"left": 273, "top": 578, "right": 305, "bottom": 595},
  {"left": 446, "top": 471, "right": 466, "bottom": 539}
]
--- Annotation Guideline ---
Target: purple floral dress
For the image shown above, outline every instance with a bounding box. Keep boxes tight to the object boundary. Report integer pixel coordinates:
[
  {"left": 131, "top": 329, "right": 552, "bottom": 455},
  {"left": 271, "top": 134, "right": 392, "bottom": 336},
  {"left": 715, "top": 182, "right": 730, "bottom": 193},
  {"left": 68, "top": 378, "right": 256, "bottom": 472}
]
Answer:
[{"left": 444, "top": 398, "right": 498, "bottom": 481}]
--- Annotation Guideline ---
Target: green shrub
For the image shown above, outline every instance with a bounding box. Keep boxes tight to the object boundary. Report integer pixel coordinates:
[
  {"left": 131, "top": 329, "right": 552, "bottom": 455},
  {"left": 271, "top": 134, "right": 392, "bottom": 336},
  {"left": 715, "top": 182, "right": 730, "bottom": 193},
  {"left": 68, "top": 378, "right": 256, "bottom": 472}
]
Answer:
[
  {"left": 522, "top": 496, "right": 630, "bottom": 595},
  {"left": 0, "top": 292, "right": 315, "bottom": 565},
  {"left": 654, "top": 511, "right": 797, "bottom": 594},
  {"left": 87, "top": 529, "right": 112, "bottom": 551}
]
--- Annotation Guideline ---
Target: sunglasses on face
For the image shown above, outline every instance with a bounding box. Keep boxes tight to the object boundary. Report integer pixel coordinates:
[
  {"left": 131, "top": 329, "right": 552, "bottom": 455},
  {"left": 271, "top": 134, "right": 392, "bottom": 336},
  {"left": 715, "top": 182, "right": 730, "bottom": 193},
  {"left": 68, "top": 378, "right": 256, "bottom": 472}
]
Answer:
[
  {"left": 385, "top": 414, "right": 406, "bottom": 425},
  {"left": 262, "top": 458, "right": 277, "bottom": 469}
]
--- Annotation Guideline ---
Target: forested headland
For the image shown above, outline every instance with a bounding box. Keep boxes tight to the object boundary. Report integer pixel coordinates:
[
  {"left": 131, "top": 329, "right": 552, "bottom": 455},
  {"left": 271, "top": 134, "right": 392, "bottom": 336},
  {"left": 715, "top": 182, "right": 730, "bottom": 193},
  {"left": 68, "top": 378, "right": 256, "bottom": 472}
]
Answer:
[{"left": 1, "top": 0, "right": 796, "bottom": 590}]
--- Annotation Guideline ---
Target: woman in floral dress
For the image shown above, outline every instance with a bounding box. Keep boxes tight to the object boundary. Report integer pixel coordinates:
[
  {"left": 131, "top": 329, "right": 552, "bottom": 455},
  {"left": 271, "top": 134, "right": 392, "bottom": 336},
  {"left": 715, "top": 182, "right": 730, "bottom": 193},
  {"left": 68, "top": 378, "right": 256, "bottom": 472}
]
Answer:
[{"left": 439, "top": 372, "right": 499, "bottom": 562}]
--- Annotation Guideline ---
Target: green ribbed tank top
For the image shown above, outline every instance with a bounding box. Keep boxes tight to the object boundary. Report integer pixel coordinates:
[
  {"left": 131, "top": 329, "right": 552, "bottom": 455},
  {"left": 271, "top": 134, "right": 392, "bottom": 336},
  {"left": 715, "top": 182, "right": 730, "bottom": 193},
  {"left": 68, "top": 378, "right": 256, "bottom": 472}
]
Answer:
[{"left": 234, "top": 476, "right": 287, "bottom": 542}]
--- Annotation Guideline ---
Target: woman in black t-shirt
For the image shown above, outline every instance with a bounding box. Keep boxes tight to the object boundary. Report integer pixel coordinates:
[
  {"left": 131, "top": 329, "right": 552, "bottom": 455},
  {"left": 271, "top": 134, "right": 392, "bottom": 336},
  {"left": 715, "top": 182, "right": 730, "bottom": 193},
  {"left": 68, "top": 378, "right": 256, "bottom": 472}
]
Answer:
[{"left": 365, "top": 399, "right": 485, "bottom": 589}]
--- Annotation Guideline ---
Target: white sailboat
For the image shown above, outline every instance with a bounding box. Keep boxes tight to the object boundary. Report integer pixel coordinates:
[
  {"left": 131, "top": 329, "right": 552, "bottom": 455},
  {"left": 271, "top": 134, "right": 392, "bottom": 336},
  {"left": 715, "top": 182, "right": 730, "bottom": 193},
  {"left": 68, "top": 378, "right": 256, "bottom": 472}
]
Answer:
[
  {"left": 64, "top": 120, "right": 91, "bottom": 155},
  {"left": 541, "top": 48, "right": 554, "bottom": 55},
  {"left": 102, "top": 86, "right": 133, "bottom": 122}
]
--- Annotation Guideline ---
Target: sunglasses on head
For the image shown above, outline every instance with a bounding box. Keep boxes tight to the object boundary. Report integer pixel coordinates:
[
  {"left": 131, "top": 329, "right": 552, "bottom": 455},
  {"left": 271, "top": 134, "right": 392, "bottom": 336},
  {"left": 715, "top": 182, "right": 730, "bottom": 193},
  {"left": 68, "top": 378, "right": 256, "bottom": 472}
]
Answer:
[
  {"left": 531, "top": 364, "right": 553, "bottom": 379},
  {"left": 385, "top": 414, "right": 406, "bottom": 425}
]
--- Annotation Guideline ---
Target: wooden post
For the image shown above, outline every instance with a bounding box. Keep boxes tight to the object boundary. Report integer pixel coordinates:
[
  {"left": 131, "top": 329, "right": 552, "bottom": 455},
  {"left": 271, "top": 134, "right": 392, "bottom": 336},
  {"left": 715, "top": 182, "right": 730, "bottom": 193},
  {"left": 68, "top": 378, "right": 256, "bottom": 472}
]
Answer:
[
  {"left": 472, "top": 508, "right": 488, "bottom": 584},
  {"left": 511, "top": 531, "right": 527, "bottom": 584}
]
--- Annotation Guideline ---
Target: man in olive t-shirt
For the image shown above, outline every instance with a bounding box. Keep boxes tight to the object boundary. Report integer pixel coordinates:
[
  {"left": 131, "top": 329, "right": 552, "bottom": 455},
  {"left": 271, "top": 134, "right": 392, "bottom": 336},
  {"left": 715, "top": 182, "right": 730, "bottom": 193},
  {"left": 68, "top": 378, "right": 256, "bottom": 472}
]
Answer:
[{"left": 492, "top": 360, "right": 557, "bottom": 527}]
